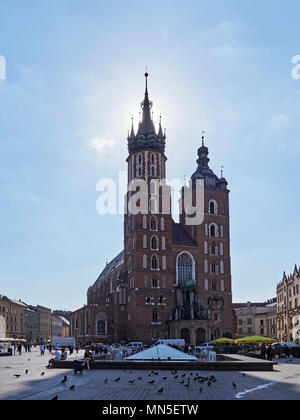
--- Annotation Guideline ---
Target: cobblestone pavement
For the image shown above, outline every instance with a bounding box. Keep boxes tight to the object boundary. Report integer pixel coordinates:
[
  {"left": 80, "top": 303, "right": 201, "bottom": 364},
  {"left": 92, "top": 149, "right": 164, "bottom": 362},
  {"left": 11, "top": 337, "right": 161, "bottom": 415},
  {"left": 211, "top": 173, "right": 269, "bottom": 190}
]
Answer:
[{"left": 1, "top": 350, "right": 300, "bottom": 400}]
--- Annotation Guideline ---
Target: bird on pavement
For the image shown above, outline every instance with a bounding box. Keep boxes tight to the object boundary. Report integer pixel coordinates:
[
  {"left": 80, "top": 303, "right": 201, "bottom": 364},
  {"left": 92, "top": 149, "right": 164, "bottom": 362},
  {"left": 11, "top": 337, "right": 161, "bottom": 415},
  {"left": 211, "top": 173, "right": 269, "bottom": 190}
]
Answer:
[
  {"left": 52, "top": 395, "right": 58, "bottom": 400},
  {"left": 104, "top": 378, "right": 108, "bottom": 384},
  {"left": 162, "top": 377, "right": 167, "bottom": 380},
  {"left": 128, "top": 380, "right": 135, "bottom": 384},
  {"left": 157, "top": 388, "right": 164, "bottom": 394},
  {"left": 14, "top": 375, "right": 21, "bottom": 378},
  {"left": 69, "top": 385, "right": 76, "bottom": 390},
  {"left": 60, "top": 376, "right": 67, "bottom": 384},
  {"left": 148, "top": 380, "right": 155, "bottom": 384},
  {"left": 232, "top": 382, "right": 237, "bottom": 389},
  {"left": 41, "top": 372, "right": 45, "bottom": 376},
  {"left": 114, "top": 377, "right": 121, "bottom": 382},
  {"left": 199, "top": 387, "right": 203, "bottom": 393},
  {"left": 25, "top": 370, "right": 28, "bottom": 374}
]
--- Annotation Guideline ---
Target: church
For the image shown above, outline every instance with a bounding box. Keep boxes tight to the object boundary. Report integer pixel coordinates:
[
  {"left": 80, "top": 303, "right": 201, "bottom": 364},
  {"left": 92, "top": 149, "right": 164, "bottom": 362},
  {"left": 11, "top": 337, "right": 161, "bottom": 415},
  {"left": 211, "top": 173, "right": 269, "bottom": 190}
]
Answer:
[{"left": 71, "top": 73, "right": 234, "bottom": 346}]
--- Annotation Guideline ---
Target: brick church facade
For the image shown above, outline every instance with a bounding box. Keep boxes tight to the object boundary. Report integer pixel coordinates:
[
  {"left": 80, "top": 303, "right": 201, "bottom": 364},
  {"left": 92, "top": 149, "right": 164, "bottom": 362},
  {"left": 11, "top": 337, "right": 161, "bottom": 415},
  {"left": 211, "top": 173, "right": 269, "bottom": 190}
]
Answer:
[{"left": 71, "top": 74, "right": 234, "bottom": 346}]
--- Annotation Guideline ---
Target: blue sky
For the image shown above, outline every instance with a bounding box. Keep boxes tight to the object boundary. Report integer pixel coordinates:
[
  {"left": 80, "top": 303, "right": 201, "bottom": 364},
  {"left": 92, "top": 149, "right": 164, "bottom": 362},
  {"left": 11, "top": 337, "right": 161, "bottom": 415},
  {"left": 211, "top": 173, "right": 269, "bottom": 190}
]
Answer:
[{"left": 0, "top": 0, "right": 299, "bottom": 311}]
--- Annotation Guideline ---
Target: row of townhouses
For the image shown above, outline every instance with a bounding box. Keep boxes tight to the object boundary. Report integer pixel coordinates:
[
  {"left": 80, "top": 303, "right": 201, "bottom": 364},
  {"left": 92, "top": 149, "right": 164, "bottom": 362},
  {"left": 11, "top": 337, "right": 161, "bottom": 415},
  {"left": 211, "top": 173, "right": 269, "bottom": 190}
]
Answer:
[{"left": 0, "top": 295, "right": 71, "bottom": 344}]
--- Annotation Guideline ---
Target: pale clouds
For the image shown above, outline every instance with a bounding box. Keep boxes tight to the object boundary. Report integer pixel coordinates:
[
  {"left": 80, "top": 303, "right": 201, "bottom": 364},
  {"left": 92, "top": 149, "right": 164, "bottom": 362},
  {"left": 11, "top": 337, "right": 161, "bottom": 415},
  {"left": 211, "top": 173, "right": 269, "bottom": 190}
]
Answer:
[{"left": 89, "top": 132, "right": 115, "bottom": 154}]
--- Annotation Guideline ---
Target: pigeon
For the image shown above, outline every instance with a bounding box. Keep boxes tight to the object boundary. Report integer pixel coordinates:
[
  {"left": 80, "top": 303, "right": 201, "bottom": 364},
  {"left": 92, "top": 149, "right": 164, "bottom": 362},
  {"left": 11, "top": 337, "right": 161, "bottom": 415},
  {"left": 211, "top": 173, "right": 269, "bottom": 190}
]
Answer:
[
  {"left": 114, "top": 377, "right": 120, "bottom": 382},
  {"left": 232, "top": 382, "right": 237, "bottom": 389},
  {"left": 242, "top": 373, "right": 246, "bottom": 377},
  {"left": 179, "top": 380, "right": 185, "bottom": 384},
  {"left": 184, "top": 383, "right": 189, "bottom": 388},
  {"left": 25, "top": 370, "right": 28, "bottom": 374},
  {"left": 199, "top": 387, "right": 203, "bottom": 393},
  {"left": 104, "top": 378, "right": 108, "bottom": 384},
  {"left": 69, "top": 385, "right": 76, "bottom": 390},
  {"left": 157, "top": 388, "right": 164, "bottom": 394},
  {"left": 137, "top": 377, "right": 143, "bottom": 380},
  {"left": 14, "top": 375, "right": 21, "bottom": 378},
  {"left": 162, "top": 377, "right": 167, "bottom": 380},
  {"left": 207, "top": 381, "right": 212, "bottom": 387},
  {"left": 182, "top": 374, "right": 186, "bottom": 378},
  {"left": 41, "top": 372, "right": 45, "bottom": 376},
  {"left": 28, "top": 359, "right": 30, "bottom": 362},
  {"left": 60, "top": 376, "right": 67, "bottom": 384},
  {"left": 148, "top": 380, "right": 155, "bottom": 384},
  {"left": 52, "top": 395, "right": 58, "bottom": 400},
  {"left": 174, "top": 375, "right": 178, "bottom": 379},
  {"left": 128, "top": 380, "right": 135, "bottom": 384}
]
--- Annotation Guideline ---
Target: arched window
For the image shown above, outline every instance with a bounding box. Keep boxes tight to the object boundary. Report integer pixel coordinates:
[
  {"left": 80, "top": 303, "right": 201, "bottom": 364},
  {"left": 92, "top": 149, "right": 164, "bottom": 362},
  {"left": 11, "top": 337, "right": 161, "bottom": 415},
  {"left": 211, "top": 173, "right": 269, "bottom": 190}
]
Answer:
[
  {"left": 150, "top": 216, "right": 157, "bottom": 231},
  {"left": 152, "top": 277, "right": 158, "bottom": 288},
  {"left": 151, "top": 255, "right": 159, "bottom": 270},
  {"left": 97, "top": 320, "right": 105, "bottom": 336},
  {"left": 211, "top": 243, "right": 217, "bottom": 255},
  {"left": 211, "top": 262, "right": 218, "bottom": 274},
  {"left": 177, "top": 252, "right": 195, "bottom": 285},
  {"left": 209, "top": 200, "right": 218, "bottom": 215},
  {"left": 210, "top": 224, "right": 216, "bottom": 237},
  {"left": 152, "top": 311, "right": 158, "bottom": 323},
  {"left": 151, "top": 236, "right": 158, "bottom": 250}
]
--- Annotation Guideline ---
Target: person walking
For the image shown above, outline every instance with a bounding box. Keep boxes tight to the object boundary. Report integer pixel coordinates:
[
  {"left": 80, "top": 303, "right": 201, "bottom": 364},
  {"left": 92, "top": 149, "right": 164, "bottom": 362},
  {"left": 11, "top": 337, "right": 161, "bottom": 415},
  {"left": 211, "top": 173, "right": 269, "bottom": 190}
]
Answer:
[
  {"left": 267, "top": 345, "right": 274, "bottom": 361},
  {"left": 17, "top": 343, "right": 22, "bottom": 355},
  {"left": 261, "top": 344, "right": 266, "bottom": 360},
  {"left": 40, "top": 344, "right": 45, "bottom": 356}
]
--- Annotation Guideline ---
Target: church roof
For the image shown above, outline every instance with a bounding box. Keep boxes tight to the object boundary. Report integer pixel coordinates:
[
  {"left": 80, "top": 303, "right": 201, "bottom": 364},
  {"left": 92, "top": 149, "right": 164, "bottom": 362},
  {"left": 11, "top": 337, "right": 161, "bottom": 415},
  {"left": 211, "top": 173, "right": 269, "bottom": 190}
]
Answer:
[
  {"left": 172, "top": 223, "right": 197, "bottom": 247},
  {"left": 126, "top": 344, "right": 198, "bottom": 361},
  {"left": 96, "top": 251, "right": 124, "bottom": 282}
]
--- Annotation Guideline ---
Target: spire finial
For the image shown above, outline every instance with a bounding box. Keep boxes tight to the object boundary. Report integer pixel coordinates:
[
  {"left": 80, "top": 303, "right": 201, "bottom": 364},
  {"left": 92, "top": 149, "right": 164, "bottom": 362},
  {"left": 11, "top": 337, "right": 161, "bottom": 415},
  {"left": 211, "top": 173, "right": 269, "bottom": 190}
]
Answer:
[
  {"left": 145, "top": 67, "right": 149, "bottom": 94},
  {"left": 202, "top": 131, "right": 205, "bottom": 147},
  {"left": 221, "top": 165, "right": 224, "bottom": 178}
]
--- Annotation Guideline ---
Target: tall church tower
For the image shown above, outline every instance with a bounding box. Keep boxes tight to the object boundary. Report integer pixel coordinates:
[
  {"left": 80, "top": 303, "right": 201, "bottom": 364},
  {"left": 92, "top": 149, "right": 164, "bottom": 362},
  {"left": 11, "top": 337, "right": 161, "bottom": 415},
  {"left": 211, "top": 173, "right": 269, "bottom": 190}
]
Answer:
[
  {"left": 124, "top": 73, "right": 175, "bottom": 343},
  {"left": 179, "top": 134, "right": 233, "bottom": 340}
]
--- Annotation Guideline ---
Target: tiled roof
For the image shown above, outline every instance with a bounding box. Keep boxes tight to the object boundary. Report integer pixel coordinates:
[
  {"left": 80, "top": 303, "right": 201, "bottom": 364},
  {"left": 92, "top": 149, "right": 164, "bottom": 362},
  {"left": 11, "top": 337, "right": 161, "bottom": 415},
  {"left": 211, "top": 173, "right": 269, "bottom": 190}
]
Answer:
[{"left": 96, "top": 251, "right": 124, "bottom": 281}]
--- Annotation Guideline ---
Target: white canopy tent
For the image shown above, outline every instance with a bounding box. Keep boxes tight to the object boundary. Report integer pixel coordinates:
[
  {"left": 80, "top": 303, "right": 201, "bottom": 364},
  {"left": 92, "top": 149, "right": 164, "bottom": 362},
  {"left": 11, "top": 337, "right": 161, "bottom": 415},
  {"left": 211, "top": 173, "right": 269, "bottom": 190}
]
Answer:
[{"left": 126, "top": 344, "right": 198, "bottom": 361}]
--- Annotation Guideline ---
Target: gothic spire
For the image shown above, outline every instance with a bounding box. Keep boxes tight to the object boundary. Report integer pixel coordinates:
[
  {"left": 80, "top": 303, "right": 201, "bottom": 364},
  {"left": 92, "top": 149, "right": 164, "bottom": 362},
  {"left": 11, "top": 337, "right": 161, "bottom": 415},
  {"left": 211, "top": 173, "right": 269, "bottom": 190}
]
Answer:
[{"left": 137, "top": 72, "right": 156, "bottom": 136}]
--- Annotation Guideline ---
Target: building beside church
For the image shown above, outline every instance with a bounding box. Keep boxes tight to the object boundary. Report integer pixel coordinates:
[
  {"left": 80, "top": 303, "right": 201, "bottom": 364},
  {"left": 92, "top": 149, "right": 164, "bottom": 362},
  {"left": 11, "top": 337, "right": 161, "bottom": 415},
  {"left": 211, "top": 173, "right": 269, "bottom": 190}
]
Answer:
[
  {"left": 71, "top": 73, "right": 234, "bottom": 346},
  {"left": 277, "top": 265, "right": 300, "bottom": 343}
]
